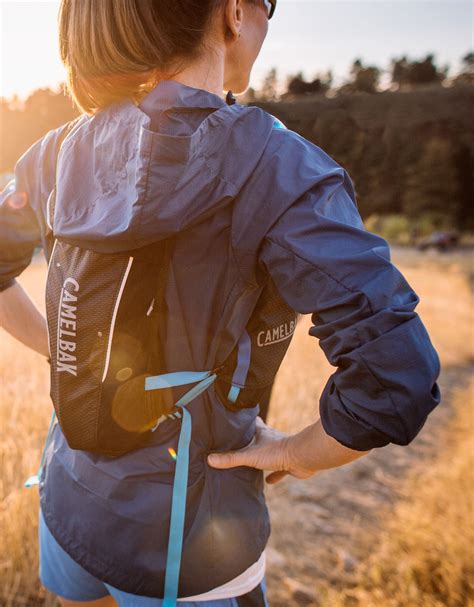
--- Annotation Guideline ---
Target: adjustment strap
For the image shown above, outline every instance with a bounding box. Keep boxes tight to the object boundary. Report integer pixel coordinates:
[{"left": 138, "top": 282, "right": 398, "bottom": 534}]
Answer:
[
  {"left": 227, "top": 330, "right": 251, "bottom": 404},
  {"left": 162, "top": 405, "right": 191, "bottom": 607},
  {"left": 146, "top": 370, "right": 217, "bottom": 432},
  {"left": 145, "top": 370, "right": 213, "bottom": 391},
  {"left": 159, "top": 371, "right": 217, "bottom": 606}
]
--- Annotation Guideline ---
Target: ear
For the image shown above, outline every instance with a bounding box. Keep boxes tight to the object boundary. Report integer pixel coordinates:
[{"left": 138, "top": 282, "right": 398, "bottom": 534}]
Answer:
[{"left": 223, "top": 0, "right": 244, "bottom": 42}]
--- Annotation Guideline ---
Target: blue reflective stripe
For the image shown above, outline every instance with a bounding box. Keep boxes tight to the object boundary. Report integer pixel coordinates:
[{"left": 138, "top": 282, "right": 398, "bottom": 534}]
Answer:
[
  {"left": 227, "top": 330, "right": 251, "bottom": 402},
  {"left": 145, "top": 370, "right": 213, "bottom": 391},
  {"left": 163, "top": 406, "right": 192, "bottom": 607},
  {"left": 227, "top": 384, "right": 241, "bottom": 404},
  {"left": 271, "top": 115, "right": 287, "bottom": 130},
  {"left": 25, "top": 409, "right": 56, "bottom": 488}
]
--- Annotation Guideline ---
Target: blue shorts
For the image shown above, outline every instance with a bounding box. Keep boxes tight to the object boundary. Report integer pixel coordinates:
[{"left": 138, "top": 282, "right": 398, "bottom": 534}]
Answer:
[{"left": 39, "top": 509, "right": 269, "bottom": 606}]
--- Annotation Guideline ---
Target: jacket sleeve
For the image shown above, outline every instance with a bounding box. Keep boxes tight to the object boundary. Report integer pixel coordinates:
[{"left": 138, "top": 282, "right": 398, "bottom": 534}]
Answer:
[
  {"left": 0, "top": 123, "right": 72, "bottom": 292},
  {"left": 258, "top": 164, "right": 441, "bottom": 451}
]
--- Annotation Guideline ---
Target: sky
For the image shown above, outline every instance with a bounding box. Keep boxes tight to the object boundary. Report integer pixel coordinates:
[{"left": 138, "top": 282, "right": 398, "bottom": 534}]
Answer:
[{"left": 0, "top": 0, "right": 472, "bottom": 101}]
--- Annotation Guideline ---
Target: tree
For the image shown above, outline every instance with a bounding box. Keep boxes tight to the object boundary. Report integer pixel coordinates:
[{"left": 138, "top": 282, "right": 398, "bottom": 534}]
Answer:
[
  {"left": 345, "top": 59, "right": 380, "bottom": 94},
  {"left": 391, "top": 54, "right": 447, "bottom": 88},
  {"left": 285, "top": 70, "right": 330, "bottom": 97},
  {"left": 461, "top": 50, "right": 474, "bottom": 72},
  {"left": 259, "top": 67, "right": 279, "bottom": 101},
  {"left": 402, "top": 137, "right": 460, "bottom": 223},
  {"left": 453, "top": 50, "right": 474, "bottom": 85}
]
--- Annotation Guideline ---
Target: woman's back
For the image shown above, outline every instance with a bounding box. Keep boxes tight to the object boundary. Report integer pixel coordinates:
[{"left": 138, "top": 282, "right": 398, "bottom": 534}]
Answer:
[{"left": 40, "top": 80, "right": 276, "bottom": 596}]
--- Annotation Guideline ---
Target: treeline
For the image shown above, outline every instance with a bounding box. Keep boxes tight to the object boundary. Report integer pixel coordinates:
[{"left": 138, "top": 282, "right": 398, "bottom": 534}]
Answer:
[
  {"left": 253, "top": 83, "right": 474, "bottom": 231},
  {"left": 1, "top": 51, "right": 473, "bottom": 232},
  {"left": 247, "top": 51, "right": 474, "bottom": 101}
]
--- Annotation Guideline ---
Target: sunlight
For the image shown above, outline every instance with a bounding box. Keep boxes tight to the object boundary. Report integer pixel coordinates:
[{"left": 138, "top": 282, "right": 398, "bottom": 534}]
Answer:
[{"left": 0, "top": 1, "right": 65, "bottom": 101}]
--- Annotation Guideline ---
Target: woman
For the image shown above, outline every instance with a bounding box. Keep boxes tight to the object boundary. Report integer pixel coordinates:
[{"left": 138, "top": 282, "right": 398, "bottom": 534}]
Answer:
[{"left": 0, "top": 0, "right": 441, "bottom": 605}]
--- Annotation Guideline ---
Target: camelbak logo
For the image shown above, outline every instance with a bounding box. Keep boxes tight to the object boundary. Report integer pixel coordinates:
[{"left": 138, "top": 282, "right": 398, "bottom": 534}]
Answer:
[
  {"left": 56, "top": 277, "right": 79, "bottom": 376},
  {"left": 257, "top": 320, "right": 296, "bottom": 347}
]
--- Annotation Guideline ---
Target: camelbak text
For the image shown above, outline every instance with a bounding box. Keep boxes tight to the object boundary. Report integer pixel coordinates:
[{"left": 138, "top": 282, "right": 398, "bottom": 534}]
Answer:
[
  {"left": 56, "top": 277, "right": 79, "bottom": 375},
  {"left": 257, "top": 320, "right": 296, "bottom": 347}
]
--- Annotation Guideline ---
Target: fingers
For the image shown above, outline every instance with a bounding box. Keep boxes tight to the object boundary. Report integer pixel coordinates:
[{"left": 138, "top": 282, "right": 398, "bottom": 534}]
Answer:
[
  {"left": 265, "top": 470, "right": 288, "bottom": 484},
  {"left": 207, "top": 450, "right": 252, "bottom": 469},
  {"left": 207, "top": 450, "right": 291, "bottom": 484}
]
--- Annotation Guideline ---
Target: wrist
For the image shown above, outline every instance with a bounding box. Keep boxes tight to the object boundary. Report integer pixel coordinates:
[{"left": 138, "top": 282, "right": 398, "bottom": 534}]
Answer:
[{"left": 284, "top": 423, "right": 322, "bottom": 476}]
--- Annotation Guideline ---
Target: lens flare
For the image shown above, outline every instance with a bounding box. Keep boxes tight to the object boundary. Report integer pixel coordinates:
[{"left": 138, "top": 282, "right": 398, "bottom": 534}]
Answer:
[
  {"left": 115, "top": 367, "right": 133, "bottom": 381},
  {"left": 168, "top": 447, "right": 177, "bottom": 461},
  {"left": 7, "top": 191, "right": 28, "bottom": 209}
]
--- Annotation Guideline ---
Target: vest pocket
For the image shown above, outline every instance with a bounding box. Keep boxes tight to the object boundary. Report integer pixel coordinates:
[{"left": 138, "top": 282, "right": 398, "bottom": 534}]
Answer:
[
  {"left": 46, "top": 238, "right": 174, "bottom": 455},
  {"left": 215, "top": 277, "right": 298, "bottom": 411}
]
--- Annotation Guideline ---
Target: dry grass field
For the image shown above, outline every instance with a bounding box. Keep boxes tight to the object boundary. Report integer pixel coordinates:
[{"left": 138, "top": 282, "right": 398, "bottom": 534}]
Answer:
[{"left": 1, "top": 247, "right": 473, "bottom": 606}]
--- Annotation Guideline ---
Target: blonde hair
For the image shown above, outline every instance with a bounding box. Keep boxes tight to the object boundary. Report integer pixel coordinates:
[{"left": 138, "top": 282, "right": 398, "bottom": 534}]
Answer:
[{"left": 58, "top": 0, "right": 224, "bottom": 115}]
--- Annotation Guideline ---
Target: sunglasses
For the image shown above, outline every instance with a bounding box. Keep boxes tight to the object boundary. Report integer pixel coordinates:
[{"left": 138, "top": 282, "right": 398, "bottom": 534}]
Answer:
[{"left": 263, "top": 0, "right": 277, "bottom": 20}]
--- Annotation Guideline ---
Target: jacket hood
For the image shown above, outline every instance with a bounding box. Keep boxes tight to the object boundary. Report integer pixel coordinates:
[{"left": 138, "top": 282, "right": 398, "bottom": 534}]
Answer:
[{"left": 53, "top": 80, "right": 276, "bottom": 252}]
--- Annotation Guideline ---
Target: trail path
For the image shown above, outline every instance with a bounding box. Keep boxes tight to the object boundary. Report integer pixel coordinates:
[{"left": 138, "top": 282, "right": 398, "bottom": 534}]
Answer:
[{"left": 265, "top": 362, "right": 473, "bottom": 606}]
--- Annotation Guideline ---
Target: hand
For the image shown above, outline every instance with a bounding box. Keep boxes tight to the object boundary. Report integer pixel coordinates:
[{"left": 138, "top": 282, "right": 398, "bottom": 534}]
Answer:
[{"left": 207, "top": 416, "right": 316, "bottom": 484}]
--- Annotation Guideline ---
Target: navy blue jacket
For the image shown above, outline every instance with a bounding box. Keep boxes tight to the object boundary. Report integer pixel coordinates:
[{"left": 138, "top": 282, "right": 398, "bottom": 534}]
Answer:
[{"left": 0, "top": 80, "right": 441, "bottom": 596}]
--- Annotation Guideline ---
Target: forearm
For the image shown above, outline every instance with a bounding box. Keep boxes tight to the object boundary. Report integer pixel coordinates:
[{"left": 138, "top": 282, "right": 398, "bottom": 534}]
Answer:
[
  {"left": 285, "top": 419, "right": 370, "bottom": 474},
  {"left": 0, "top": 279, "right": 50, "bottom": 358}
]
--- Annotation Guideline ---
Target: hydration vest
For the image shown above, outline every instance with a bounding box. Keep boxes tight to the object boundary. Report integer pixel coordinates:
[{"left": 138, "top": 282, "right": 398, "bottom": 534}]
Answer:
[{"left": 25, "top": 117, "right": 298, "bottom": 606}]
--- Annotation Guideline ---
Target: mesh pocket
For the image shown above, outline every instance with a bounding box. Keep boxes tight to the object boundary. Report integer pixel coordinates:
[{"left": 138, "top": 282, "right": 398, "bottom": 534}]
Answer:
[
  {"left": 215, "top": 277, "right": 298, "bottom": 411},
  {"left": 46, "top": 238, "right": 174, "bottom": 455}
]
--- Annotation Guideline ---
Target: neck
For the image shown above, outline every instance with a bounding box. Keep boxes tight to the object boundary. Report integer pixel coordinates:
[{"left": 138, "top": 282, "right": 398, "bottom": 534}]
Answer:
[{"left": 166, "top": 50, "right": 225, "bottom": 99}]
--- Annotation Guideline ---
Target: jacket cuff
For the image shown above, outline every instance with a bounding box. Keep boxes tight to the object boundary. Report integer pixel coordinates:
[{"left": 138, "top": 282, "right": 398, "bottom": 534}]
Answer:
[{"left": 319, "top": 387, "right": 392, "bottom": 451}]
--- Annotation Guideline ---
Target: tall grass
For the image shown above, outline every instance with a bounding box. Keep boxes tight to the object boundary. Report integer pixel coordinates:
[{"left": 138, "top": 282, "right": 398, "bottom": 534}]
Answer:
[
  {"left": 0, "top": 263, "right": 52, "bottom": 606},
  {"left": 322, "top": 378, "right": 474, "bottom": 607}
]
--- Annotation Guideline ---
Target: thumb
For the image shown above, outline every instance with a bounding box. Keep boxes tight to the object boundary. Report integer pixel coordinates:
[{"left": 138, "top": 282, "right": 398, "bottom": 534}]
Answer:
[
  {"left": 265, "top": 470, "right": 288, "bottom": 484},
  {"left": 207, "top": 449, "right": 252, "bottom": 469}
]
